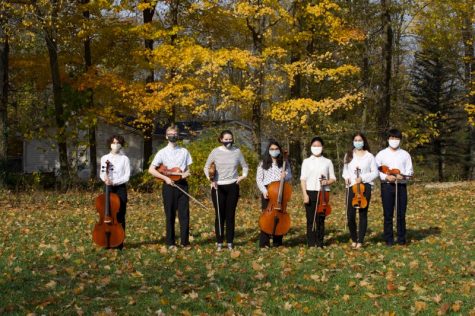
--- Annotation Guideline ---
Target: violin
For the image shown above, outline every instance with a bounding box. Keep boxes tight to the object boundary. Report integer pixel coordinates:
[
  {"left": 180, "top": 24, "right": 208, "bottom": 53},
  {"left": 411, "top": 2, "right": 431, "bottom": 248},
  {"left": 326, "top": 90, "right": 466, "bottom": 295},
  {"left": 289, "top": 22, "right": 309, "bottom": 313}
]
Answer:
[
  {"left": 316, "top": 175, "right": 332, "bottom": 216},
  {"left": 156, "top": 164, "right": 184, "bottom": 182},
  {"left": 378, "top": 165, "right": 411, "bottom": 179},
  {"left": 258, "top": 151, "right": 292, "bottom": 236},
  {"left": 351, "top": 167, "right": 368, "bottom": 209},
  {"left": 92, "top": 161, "right": 125, "bottom": 248},
  {"left": 208, "top": 162, "right": 216, "bottom": 181}
]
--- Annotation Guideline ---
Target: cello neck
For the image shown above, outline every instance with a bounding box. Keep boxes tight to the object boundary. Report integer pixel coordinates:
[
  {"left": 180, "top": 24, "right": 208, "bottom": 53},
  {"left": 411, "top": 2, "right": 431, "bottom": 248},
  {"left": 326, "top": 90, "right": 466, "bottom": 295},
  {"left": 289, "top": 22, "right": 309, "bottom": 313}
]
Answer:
[{"left": 277, "top": 160, "right": 286, "bottom": 204}]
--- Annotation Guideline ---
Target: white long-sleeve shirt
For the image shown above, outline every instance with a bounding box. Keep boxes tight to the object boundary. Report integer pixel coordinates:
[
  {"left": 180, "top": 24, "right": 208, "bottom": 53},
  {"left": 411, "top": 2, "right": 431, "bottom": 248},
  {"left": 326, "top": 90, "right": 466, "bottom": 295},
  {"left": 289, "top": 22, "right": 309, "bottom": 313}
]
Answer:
[
  {"left": 256, "top": 161, "right": 292, "bottom": 194},
  {"left": 300, "top": 155, "right": 336, "bottom": 191},
  {"left": 375, "top": 147, "right": 414, "bottom": 183},
  {"left": 100, "top": 151, "right": 130, "bottom": 186},
  {"left": 342, "top": 151, "right": 379, "bottom": 187}
]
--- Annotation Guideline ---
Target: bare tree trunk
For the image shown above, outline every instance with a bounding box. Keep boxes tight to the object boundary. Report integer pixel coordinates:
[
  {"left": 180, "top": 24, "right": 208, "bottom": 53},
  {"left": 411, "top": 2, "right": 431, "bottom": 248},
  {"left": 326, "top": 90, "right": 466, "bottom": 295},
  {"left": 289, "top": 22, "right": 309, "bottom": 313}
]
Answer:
[
  {"left": 142, "top": 6, "right": 155, "bottom": 169},
  {"left": 462, "top": 11, "right": 475, "bottom": 179},
  {"left": 248, "top": 11, "right": 264, "bottom": 154},
  {"left": 81, "top": 1, "right": 97, "bottom": 180},
  {"left": 378, "top": 0, "right": 393, "bottom": 144},
  {"left": 42, "top": 0, "right": 69, "bottom": 179},
  {"left": 0, "top": 18, "right": 8, "bottom": 165}
]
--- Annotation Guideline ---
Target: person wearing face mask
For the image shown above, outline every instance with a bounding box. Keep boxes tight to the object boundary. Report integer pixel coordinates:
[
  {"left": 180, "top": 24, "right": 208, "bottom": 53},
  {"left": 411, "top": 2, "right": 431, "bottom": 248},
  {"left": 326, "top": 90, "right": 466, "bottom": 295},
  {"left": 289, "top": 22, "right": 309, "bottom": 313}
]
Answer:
[
  {"left": 204, "top": 130, "right": 249, "bottom": 251},
  {"left": 300, "top": 137, "right": 336, "bottom": 248},
  {"left": 149, "top": 126, "right": 192, "bottom": 249},
  {"left": 99, "top": 135, "right": 131, "bottom": 250},
  {"left": 375, "top": 129, "right": 414, "bottom": 246},
  {"left": 342, "top": 132, "right": 378, "bottom": 249},
  {"left": 256, "top": 140, "right": 292, "bottom": 248}
]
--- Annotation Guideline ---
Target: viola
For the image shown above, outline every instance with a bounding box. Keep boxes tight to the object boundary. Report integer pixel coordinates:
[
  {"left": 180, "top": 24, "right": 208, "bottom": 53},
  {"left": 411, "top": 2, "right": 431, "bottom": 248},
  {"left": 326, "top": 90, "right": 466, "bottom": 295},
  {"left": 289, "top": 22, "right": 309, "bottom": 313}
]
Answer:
[
  {"left": 316, "top": 175, "right": 332, "bottom": 216},
  {"left": 208, "top": 161, "right": 217, "bottom": 181},
  {"left": 92, "top": 161, "right": 125, "bottom": 248},
  {"left": 351, "top": 167, "right": 368, "bottom": 209},
  {"left": 258, "top": 152, "right": 292, "bottom": 236},
  {"left": 156, "top": 164, "right": 184, "bottom": 182}
]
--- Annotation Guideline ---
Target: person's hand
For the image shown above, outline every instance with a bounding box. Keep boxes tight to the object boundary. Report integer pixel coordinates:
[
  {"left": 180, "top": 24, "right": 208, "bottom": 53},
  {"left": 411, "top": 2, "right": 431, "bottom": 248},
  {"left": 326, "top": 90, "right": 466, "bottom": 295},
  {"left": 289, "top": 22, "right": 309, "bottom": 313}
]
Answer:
[
  {"left": 105, "top": 179, "right": 113, "bottom": 186},
  {"left": 396, "top": 174, "right": 404, "bottom": 180},
  {"left": 386, "top": 175, "right": 396, "bottom": 182},
  {"left": 182, "top": 170, "right": 191, "bottom": 179},
  {"left": 321, "top": 179, "right": 330, "bottom": 186},
  {"left": 263, "top": 192, "right": 269, "bottom": 199},
  {"left": 345, "top": 178, "right": 351, "bottom": 187},
  {"left": 280, "top": 171, "right": 287, "bottom": 180},
  {"left": 236, "top": 176, "right": 246, "bottom": 184},
  {"left": 211, "top": 181, "right": 217, "bottom": 189},
  {"left": 303, "top": 193, "right": 310, "bottom": 204},
  {"left": 164, "top": 177, "right": 174, "bottom": 185},
  {"left": 356, "top": 177, "right": 362, "bottom": 184}
]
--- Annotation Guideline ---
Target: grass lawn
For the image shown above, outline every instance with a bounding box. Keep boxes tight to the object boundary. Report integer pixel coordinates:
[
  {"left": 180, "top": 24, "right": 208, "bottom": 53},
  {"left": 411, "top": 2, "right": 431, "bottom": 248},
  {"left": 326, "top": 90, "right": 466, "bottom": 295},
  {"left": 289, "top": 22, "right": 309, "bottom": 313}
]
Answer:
[{"left": 0, "top": 182, "right": 474, "bottom": 315}]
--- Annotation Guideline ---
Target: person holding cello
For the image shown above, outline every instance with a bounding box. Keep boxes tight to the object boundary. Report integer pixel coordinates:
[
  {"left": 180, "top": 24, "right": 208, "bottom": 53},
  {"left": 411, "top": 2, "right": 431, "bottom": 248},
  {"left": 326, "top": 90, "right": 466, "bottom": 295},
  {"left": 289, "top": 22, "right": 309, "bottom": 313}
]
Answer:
[
  {"left": 342, "top": 132, "right": 378, "bottom": 249},
  {"left": 256, "top": 140, "right": 292, "bottom": 248},
  {"left": 300, "top": 137, "right": 336, "bottom": 248},
  {"left": 375, "top": 129, "right": 414, "bottom": 246},
  {"left": 99, "top": 135, "right": 131, "bottom": 250},
  {"left": 204, "top": 130, "right": 248, "bottom": 251},
  {"left": 148, "top": 126, "right": 192, "bottom": 249}
]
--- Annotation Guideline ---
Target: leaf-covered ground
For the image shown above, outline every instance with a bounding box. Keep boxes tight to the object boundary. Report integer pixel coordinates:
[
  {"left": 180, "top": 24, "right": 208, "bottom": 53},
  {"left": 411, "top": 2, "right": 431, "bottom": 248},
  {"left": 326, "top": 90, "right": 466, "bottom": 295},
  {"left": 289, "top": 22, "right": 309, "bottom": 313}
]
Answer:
[{"left": 1, "top": 183, "right": 474, "bottom": 315}]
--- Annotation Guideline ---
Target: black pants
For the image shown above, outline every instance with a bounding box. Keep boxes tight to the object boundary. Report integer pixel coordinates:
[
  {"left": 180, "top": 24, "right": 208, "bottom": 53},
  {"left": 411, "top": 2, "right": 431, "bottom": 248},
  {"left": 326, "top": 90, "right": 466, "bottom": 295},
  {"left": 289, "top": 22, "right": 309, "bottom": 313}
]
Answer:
[
  {"left": 162, "top": 181, "right": 190, "bottom": 246},
  {"left": 259, "top": 194, "right": 283, "bottom": 248},
  {"left": 109, "top": 184, "right": 127, "bottom": 249},
  {"left": 211, "top": 183, "right": 239, "bottom": 244},
  {"left": 305, "top": 190, "right": 326, "bottom": 247},
  {"left": 381, "top": 183, "right": 408, "bottom": 244},
  {"left": 346, "top": 183, "right": 371, "bottom": 243}
]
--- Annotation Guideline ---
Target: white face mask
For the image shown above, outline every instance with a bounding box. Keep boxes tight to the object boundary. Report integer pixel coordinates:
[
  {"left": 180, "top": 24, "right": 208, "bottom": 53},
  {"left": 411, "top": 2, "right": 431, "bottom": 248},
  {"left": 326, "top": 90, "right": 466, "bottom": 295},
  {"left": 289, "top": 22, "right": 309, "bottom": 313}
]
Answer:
[
  {"left": 111, "top": 143, "right": 122, "bottom": 153},
  {"left": 311, "top": 146, "right": 323, "bottom": 156},
  {"left": 388, "top": 139, "right": 400, "bottom": 149}
]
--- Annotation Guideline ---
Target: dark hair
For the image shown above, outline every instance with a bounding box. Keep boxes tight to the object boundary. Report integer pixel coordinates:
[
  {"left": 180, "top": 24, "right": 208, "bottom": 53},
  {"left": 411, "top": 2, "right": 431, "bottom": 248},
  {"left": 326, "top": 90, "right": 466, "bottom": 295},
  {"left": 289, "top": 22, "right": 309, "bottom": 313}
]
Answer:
[
  {"left": 262, "top": 139, "right": 283, "bottom": 170},
  {"left": 344, "top": 132, "right": 371, "bottom": 164},
  {"left": 387, "top": 128, "right": 402, "bottom": 139},
  {"left": 219, "top": 130, "right": 233, "bottom": 142},
  {"left": 310, "top": 136, "right": 324, "bottom": 146},
  {"left": 107, "top": 134, "right": 125, "bottom": 146}
]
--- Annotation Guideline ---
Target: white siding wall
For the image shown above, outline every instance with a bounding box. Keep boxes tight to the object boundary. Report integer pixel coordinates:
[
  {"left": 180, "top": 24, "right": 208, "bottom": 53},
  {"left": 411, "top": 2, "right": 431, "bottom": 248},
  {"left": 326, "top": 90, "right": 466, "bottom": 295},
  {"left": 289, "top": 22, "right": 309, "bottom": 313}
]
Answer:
[
  {"left": 23, "top": 139, "right": 60, "bottom": 173},
  {"left": 23, "top": 123, "right": 144, "bottom": 179}
]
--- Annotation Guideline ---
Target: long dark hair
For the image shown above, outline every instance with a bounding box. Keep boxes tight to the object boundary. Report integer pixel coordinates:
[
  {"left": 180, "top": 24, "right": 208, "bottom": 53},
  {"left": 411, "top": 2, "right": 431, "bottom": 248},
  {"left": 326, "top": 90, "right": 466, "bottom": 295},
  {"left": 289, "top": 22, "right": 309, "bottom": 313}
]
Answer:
[
  {"left": 262, "top": 140, "right": 283, "bottom": 170},
  {"left": 344, "top": 132, "right": 371, "bottom": 164}
]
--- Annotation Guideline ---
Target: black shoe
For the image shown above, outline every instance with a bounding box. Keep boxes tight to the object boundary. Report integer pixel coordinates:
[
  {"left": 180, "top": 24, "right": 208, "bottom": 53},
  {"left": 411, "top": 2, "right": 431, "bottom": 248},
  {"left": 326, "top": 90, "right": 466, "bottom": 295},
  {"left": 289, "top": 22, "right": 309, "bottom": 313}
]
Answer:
[{"left": 385, "top": 242, "right": 394, "bottom": 247}]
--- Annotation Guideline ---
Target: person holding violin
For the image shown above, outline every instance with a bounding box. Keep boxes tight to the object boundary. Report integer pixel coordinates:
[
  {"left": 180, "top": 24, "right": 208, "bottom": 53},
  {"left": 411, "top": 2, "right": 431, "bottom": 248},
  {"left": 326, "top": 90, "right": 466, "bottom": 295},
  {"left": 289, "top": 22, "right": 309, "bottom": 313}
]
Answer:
[
  {"left": 342, "top": 132, "right": 378, "bottom": 249},
  {"left": 204, "top": 130, "right": 248, "bottom": 251},
  {"left": 375, "top": 129, "right": 414, "bottom": 246},
  {"left": 99, "top": 135, "right": 131, "bottom": 250},
  {"left": 256, "top": 140, "right": 292, "bottom": 248},
  {"left": 300, "top": 137, "right": 336, "bottom": 248},
  {"left": 148, "top": 126, "right": 192, "bottom": 249}
]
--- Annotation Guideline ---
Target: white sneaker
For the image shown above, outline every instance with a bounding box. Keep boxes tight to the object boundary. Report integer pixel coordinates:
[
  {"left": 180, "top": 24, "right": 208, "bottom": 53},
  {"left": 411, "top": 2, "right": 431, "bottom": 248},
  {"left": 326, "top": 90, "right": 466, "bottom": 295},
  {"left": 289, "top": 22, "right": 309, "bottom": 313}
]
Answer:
[
  {"left": 351, "top": 242, "right": 357, "bottom": 248},
  {"left": 356, "top": 243, "right": 363, "bottom": 249},
  {"left": 216, "top": 243, "right": 223, "bottom": 251},
  {"left": 227, "top": 243, "right": 233, "bottom": 250}
]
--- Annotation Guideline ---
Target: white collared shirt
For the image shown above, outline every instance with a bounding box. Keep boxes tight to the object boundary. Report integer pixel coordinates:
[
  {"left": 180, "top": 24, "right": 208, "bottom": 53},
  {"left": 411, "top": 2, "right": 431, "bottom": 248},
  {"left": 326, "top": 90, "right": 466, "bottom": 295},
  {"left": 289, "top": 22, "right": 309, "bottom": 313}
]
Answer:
[
  {"left": 100, "top": 151, "right": 130, "bottom": 186},
  {"left": 375, "top": 147, "right": 414, "bottom": 183},
  {"left": 342, "top": 151, "right": 379, "bottom": 187},
  {"left": 300, "top": 155, "right": 336, "bottom": 191},
  {"left": 151, "top": 143, "right": 192, "bottom": 171}
]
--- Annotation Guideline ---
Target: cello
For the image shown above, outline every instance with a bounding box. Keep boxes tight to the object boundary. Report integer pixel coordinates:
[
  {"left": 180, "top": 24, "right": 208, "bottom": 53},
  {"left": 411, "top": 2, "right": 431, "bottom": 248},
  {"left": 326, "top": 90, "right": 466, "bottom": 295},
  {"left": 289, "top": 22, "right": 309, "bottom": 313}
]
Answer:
[
  {"left": 93, "top": 161, "right": 125, "bottom": 248},
  {"left": 258, "top": 152, "right": 292, "bottom": 237},
  {"left": 351, "top": 167, "right": 368, "bottom": 209}
]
